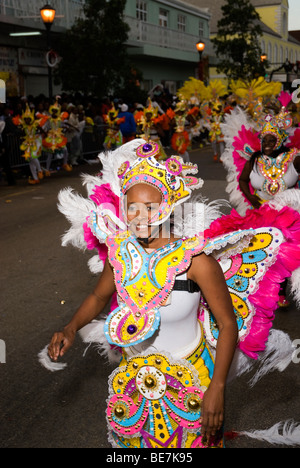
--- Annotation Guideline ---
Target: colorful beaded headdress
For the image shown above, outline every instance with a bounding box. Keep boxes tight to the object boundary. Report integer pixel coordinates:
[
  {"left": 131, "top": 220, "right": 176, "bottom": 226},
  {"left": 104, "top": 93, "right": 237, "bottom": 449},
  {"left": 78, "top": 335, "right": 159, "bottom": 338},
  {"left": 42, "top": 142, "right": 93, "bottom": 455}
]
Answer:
[
  {"left": 49, "top": 100, "right": 61, "bottom": 116},
  {"left": 260, "top": 111, "right": 292, "bottom": 150},
  {"left": 21, "top": 104, "right": 35, "bottom": 125},
  {"left": 117, "top": 141, "right": 203, "bottom": 226},
  {"left": 144, "top": 99, "right": 158, "bottom": 118}
]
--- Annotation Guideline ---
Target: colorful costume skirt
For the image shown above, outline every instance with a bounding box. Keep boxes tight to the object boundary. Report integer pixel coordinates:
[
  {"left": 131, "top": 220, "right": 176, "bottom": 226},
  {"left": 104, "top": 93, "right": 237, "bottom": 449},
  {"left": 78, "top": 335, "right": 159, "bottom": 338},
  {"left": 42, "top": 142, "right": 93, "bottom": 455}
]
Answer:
[{"left": 106, "top": 325, "right": 224, "bottom": 449}]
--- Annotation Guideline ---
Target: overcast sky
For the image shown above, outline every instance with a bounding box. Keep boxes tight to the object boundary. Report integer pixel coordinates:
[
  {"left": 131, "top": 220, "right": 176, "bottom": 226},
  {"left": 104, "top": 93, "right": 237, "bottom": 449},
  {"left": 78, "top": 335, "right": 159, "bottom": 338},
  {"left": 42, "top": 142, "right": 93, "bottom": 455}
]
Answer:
[{"left": 289, "top": 0, "right": 300, "bottom": 31}]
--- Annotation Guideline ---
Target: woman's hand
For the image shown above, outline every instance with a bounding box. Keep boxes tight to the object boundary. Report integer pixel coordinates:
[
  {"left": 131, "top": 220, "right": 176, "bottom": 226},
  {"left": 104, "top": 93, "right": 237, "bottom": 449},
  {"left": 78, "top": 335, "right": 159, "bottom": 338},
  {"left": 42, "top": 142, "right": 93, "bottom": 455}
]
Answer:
[
  {"left": 48, "top": 327, "right": 76, "bottom": 361},
  {"left": 248, "top": 193, "right": 262, "bottom": 209},
  {"left": 200, "top": 384, "right": 224, "bottom": 446}
]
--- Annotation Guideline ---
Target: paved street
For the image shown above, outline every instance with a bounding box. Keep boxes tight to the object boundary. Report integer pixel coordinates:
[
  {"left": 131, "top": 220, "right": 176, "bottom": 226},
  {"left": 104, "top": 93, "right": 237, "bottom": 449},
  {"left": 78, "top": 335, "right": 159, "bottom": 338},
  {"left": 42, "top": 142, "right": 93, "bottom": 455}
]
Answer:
[{"left": 0, "top": 145, "right": 299, "bottom": 449}]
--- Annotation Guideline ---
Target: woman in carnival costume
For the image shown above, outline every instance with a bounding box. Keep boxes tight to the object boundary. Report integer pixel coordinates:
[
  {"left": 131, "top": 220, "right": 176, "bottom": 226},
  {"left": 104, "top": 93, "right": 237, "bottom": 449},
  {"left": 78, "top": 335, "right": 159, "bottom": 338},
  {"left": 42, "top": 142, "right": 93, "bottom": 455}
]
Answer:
[
  {"left": 221, "top": 91, "right": 300, "bottom": 306},
  {"left": 168, "top": 100, "right": 191, "bottom": 163},
  {"left": 207, "top": 99, "right": 225, "bottom": 163},
  {"left": 12, "top": 104, "right": 47, "bottom": 185},
  {"left": 40, "top": 100, "right": 72, "bottom": 176},
  {"left": 103, "top": 104, "right": 125, "bottom": 150},
  {"left": 41, "top": 139, "right": 300, "bottom": 448}
]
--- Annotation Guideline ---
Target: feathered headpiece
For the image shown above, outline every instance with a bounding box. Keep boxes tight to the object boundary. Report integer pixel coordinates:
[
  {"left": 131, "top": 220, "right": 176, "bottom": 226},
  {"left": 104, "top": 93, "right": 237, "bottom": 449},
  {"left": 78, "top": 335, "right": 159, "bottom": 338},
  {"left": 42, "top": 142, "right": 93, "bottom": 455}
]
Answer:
[
  {"left": 117, "top": 141, "right": 203, "bottom": 226},
  {"left": 22, "top": 104, "right": 35, "bottom": 125},
  {"left": 144, "top": 99, "right": 158, "bottom": 119},
  {"left": 49, "top": 100, "right": 61, "bottom": 116}
]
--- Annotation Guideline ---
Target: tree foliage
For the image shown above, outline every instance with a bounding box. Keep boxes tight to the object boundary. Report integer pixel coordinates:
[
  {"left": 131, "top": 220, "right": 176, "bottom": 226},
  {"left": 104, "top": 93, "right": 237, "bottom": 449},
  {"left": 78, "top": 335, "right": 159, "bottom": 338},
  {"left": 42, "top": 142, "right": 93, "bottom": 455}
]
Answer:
[
  {"left": 54, "top": 0, "right": 140, "bottom": 97},
  {"left": 212, "top": 0, "right": 264, "bottom": 81}
]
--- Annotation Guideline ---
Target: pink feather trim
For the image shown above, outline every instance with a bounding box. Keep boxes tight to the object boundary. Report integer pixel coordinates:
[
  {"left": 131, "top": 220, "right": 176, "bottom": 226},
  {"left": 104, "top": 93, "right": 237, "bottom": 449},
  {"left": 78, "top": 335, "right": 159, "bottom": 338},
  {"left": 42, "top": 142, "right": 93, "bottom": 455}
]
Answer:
[
  {"left": 83, "top": 183, "right": 122, "bottom": 320},
  {"left": 205, "top": 205, "right": 300, "bottom": 359},
  {"left": 278, "top": 91, "right": 292, "bottom": 109},
  {"left": 232, "top": 126, "right": 261, "bottom": 200},
  {"left": 83, "top": 183, "right": 122, "bottom": 256},
  {"left": 286, "top": 127, "right": 300, "bottom": 149}
]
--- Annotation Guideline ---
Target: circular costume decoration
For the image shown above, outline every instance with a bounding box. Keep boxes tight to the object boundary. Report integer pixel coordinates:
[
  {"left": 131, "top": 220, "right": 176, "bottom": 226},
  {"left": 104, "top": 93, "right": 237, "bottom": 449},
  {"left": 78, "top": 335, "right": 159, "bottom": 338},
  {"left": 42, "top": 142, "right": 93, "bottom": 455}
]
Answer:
[
  {"left": 165, "top": 157, "right": 183, "bottom": 175},
  {"left": 136, "top": 141, "right": 160, "bottom": 159},
  {"left": 117, "top": 161, "right": 130, "bottom": 179},
  {"left": 106, "top": 353, "right": 213, "bottom": 449}
]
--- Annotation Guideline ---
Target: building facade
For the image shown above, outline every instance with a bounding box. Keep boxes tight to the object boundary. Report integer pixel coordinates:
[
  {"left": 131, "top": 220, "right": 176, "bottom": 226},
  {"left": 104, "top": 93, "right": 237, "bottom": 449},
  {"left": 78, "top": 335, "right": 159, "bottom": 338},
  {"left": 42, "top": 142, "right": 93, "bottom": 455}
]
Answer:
[
  {"left": 0, "top": 0, "right": 212, "bottom": 98},
  {"left": 185, "top": 0, "right": 300, "bottom": 85}
]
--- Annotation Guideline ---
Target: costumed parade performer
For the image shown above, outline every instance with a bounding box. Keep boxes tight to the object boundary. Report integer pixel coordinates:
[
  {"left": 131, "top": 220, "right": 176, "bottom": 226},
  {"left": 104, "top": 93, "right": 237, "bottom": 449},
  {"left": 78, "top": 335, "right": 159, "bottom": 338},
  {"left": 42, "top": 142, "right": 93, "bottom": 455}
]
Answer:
[
  {"left": 221, "top": 91, "right": 300, "bottom": 307},
  {"left": 40, "top": 100, "right": 72, "bottom": 176},
  {"left": 135, "top": 99, "right": 167, "bottom": 160},
  {"left": 103, "top": 104, "right": 125, "bottom": 150},
  {"left": 39, "top": 139, "right": 300, "bottom": 448},
  {"left": 168, "top": 100, "right": 191, "bottom": 162},
  {"left": 12, "top": 104, "right": 48, "bottom": 185},
  {"left": 207, "top": 99, "right": 225, "bottom": 163}
]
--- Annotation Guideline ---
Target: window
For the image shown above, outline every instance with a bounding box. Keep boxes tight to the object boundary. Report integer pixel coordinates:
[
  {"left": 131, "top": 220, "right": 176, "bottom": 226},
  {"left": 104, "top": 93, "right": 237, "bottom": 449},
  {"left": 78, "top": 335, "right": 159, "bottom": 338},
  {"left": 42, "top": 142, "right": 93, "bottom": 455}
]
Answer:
[
  {"left": 159, "top": 9, "right": 168, "bottom": 28},
  {"left": 279, "top": 46, "right": 283, "bottom": 63},
  {"left": 274, "top": 44, "right": 278, "bottom": 64},
  {"left": 136, "top": 1, "right": 147, "bottom": 22},
  {"left": 199, "top": 20, "right": 204, "bottom": 38},
  {"left": 282, "top": 12, "right": 287, "bottom": 36},
  {"left": 268, "top": 43, "right": 272, "bottom": 64},
  {"left": 178, "top": 14, "right": 186, "bottom": 32}
]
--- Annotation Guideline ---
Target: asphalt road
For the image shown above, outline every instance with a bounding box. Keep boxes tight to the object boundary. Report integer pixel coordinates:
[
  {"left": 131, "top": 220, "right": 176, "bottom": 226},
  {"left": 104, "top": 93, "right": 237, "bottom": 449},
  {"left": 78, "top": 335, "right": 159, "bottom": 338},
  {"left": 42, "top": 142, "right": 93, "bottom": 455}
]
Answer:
[{"left": 0, "top": 145, "right": 299, "bottom": 449}]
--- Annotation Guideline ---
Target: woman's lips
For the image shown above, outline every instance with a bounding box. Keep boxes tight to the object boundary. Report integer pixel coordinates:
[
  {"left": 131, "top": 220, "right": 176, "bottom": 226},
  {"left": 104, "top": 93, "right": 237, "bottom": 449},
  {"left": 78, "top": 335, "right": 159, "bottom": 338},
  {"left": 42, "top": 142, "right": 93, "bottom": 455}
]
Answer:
[{"left": 135, "top": 224, "right": 148, "bottom": 232}]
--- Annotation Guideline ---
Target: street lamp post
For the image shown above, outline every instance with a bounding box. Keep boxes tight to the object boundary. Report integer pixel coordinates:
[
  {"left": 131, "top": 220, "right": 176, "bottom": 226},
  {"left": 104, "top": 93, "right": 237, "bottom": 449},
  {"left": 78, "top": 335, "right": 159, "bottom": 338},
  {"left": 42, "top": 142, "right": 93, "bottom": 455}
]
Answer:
[
  {"left": 40, "top": 4, "right": 56, "bottom": 99},
  {"left": 196, "top": 41, "right": 206, "bottom": 82}
]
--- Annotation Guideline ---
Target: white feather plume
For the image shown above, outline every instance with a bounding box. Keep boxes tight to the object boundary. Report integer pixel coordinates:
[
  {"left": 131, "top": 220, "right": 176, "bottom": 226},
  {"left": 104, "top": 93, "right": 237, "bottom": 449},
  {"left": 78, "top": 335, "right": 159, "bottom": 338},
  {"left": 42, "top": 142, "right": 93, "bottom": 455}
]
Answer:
[
  {"left": 38, "top": 345, "right": 67, "bottom": 372},
  {"left": 220, "top": 107, "right": 256, "bottom": 215},
  {"left": 79, "top": 320, "right": 121, "bottom": 364},
  {"left": 226, "top": 329, "right": 295, "bottom": 386},
  {"left": 173, "top": 195, "right": 229, "bottom": 238},
  {"left": 268, "top": 188, "right": 300, "bottom": 213},
  {"left": 239, "top": 420, "right": 300, "bottom": 446},
  {"left": 57, "top": 187, "right": 95, "bottom": 250},
  {"left": 248, "top": 329, "right": 295, "bottom": 387}
]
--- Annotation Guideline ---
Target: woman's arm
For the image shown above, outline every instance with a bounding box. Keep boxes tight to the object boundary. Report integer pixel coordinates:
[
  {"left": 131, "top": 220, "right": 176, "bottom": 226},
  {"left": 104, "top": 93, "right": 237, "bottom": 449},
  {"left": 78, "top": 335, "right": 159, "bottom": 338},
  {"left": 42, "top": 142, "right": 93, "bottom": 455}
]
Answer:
[
  {"left": 48, "top": 258, "right": 116, "bottom": 361},
  {"left": 189, "top": 254, "right": 238, "bottom": 443},
  {"left": 239, "top": 160, "right": 262, "bottom": 209},
  {"left": 294, "top": 155, "right": 300, "bottom": 173}
]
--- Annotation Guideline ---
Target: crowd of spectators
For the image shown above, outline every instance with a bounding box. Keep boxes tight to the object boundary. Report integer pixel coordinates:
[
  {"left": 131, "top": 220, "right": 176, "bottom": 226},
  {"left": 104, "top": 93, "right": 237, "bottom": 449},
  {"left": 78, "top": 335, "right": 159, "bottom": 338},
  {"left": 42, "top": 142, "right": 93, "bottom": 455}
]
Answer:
[{"left": 0, "top": 86, "right": 180, "bottom": 186}]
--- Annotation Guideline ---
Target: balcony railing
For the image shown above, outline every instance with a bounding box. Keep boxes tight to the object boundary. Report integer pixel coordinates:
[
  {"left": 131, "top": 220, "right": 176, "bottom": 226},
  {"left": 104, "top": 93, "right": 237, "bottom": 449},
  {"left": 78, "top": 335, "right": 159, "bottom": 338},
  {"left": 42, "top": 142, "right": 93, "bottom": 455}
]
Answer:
[{"left": 126, "top": 16, "right": 209, "bottom": 54}]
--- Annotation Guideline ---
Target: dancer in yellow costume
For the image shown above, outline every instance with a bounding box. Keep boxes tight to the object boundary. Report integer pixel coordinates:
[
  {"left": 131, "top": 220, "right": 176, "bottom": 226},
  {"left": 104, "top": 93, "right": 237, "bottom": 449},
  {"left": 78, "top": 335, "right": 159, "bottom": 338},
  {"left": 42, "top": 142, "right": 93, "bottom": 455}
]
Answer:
[
  {"left": 47, "top": 140, "right": 239, "bottom": 448},
  {"left": 103, "top": 104, "right": 124, "bottom": 150},
  {"left": 12, "top": 104, "right": 47, "bottom": 185},
  {"left": 41, "top": 100, "right": 72, "bottom": 175}
]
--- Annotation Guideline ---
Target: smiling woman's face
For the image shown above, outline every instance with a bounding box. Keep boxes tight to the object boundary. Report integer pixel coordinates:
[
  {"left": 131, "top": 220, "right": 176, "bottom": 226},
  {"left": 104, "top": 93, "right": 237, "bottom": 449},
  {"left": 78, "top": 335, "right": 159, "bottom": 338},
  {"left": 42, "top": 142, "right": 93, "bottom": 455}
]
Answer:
[
  {"left": 262, "top": 134, "right": 278, "bottom": 155},
  {"left": 125, "top": 184, "right": 162, "bottom": 239}
]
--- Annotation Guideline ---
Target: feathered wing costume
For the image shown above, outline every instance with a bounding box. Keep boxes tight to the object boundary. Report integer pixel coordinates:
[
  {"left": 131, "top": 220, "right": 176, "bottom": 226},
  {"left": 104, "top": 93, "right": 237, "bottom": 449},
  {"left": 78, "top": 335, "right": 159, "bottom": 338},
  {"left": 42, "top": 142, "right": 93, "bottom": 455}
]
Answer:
[{"left": 39, "top": 139, "right": 300, "bottom": 447}]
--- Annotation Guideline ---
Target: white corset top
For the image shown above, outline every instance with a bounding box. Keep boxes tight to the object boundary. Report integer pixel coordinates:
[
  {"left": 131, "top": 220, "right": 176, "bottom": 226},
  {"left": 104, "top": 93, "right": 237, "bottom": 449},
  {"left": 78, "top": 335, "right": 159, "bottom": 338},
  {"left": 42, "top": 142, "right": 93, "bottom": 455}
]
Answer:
[{"left": 125, "top": 272, "right": 201, "bottom": 359}]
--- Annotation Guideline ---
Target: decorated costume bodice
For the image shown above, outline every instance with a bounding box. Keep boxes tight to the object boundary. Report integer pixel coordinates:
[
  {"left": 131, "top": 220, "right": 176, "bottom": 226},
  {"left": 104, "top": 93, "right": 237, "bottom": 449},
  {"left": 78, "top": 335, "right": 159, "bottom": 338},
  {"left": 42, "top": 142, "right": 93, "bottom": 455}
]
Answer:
[
  {"left": 124, "top": 272, "right": 201, "bottom": 359},
  {"left": 21, "top": 125, "right": 42, "bottom": 159},
  {"left": 43, "top": 119, "right": 67, "bottom": 153},
  {"left": 250, "top": 149, "right": 299, "bottom": 200},
  {"left": 88, "top": 207, "right": 258, "bottom": 352}
]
